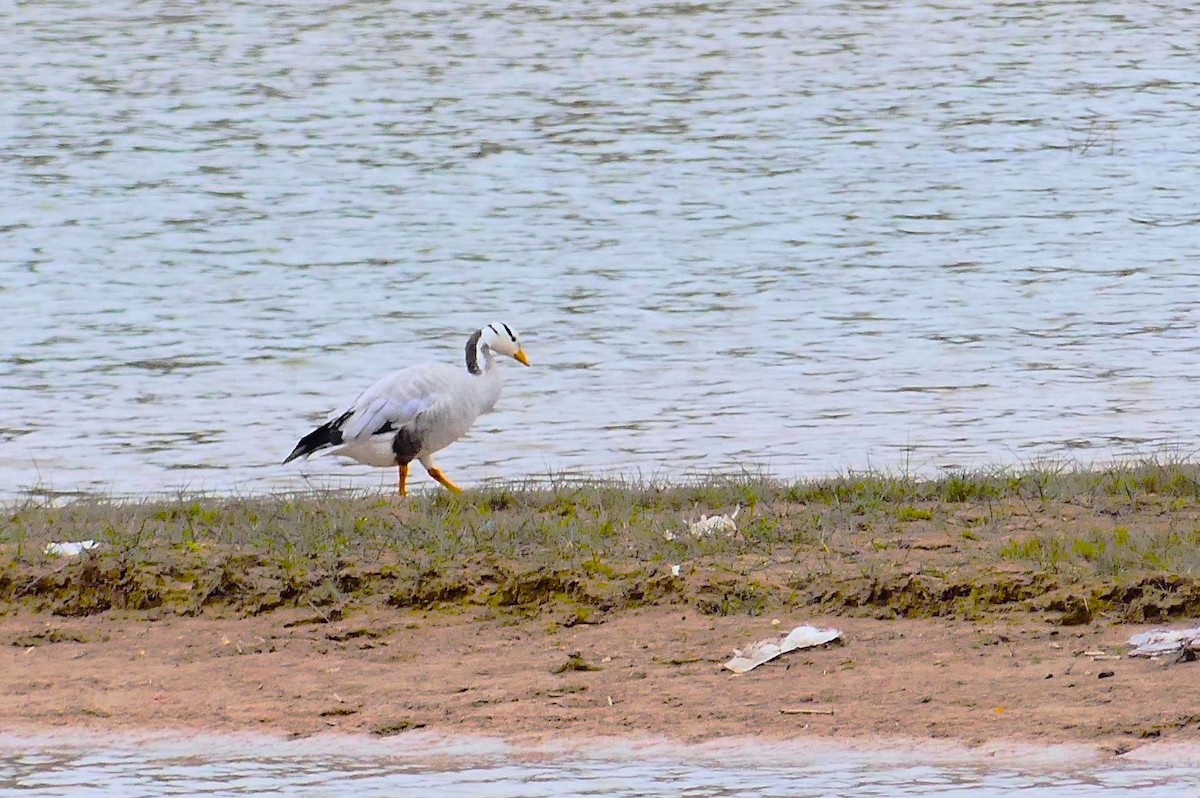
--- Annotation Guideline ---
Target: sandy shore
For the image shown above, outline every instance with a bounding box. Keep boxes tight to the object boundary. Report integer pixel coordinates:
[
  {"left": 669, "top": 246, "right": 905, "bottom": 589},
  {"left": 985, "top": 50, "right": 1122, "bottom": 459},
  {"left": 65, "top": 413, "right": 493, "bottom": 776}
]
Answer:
[
  {"left": 3, "top": 605, "right": 1197, "bottom": 755},
  {"left": 10, "top": 470, "right": 1200, "bottom": 755}
]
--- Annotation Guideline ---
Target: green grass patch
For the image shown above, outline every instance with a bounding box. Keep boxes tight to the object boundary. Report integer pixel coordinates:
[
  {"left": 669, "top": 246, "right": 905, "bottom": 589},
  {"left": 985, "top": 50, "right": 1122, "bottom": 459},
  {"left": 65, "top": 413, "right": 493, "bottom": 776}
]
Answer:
[{"left": 6, "top": 459, "right": 1200, "bottom": 621}]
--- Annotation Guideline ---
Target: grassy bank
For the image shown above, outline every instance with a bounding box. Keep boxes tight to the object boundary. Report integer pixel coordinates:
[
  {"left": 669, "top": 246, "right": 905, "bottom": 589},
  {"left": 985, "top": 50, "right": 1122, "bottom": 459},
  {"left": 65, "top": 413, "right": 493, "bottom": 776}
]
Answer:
[{"left": 5, "top": 461, "right": 1200, "bottom": 623}]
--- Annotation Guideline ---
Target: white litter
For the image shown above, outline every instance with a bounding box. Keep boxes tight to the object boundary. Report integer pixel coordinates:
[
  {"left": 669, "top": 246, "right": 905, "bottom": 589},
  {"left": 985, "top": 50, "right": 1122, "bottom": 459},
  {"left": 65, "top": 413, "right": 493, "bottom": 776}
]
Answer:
[
  {"left": 1127, "top": 626, "right": 1200, "bottom": 659},
  {"left": 723, "top": 625, "right": 842, "bottom": 674},
  {"left": 670, "top": 564, "right": 681, "bottom": 577},
  {"left": 686, "top": 506, "right": 740, "bottom": 539},
  {"left": 44, "top": 540, "right": 99, "bottom": 557}
]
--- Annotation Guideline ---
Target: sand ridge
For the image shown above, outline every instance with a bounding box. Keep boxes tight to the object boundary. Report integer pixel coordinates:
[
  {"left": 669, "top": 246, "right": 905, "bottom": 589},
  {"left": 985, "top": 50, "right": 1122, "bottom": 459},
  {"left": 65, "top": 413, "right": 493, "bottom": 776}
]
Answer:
[{"left": 3, "top": 606, "right": 1196, "bottom": 755}]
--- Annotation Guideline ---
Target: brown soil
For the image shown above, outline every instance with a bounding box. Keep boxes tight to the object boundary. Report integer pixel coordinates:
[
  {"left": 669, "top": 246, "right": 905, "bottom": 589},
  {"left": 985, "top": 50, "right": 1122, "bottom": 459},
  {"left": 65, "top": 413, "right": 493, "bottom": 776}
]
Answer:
[
  {"left": 3, "top": 605, "right": 1197, "bottom": 754},
  {"left": 9, "top": 476, "right": 1200, "bottom": 753}
]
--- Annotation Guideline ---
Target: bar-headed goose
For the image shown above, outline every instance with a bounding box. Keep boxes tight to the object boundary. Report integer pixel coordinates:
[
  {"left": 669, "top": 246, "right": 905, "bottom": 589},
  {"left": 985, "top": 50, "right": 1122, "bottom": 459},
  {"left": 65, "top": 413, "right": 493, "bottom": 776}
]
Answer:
[{"left": 284, "top": 323, "right": 530, "bottom": 495}]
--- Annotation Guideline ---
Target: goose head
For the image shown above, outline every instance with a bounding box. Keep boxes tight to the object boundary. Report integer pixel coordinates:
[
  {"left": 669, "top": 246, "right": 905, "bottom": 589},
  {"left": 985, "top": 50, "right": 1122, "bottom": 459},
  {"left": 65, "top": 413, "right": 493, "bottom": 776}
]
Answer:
[{"left": 480, "top": 322, "right": 530, "bottom": 366}]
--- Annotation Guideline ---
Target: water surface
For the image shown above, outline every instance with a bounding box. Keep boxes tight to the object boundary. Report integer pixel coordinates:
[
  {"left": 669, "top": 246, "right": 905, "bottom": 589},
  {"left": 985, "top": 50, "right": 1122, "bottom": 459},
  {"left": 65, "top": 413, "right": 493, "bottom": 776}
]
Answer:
[
  {"left": 4, "top": 733, "right": 1200, "bottom": 798},
  {"left": 4, "top": 1, "right": 1199, "bottom": 496}
]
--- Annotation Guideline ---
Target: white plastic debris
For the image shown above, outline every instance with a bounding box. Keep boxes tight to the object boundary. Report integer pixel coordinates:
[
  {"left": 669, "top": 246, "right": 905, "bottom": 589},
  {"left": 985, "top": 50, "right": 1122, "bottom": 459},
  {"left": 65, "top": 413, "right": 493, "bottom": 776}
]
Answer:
[
  {"left": 686, "top": 506, "right": 740, "bottom": 538},
  {"left": 1127, "top": 626, "right": 1200, "bottom": 659},
  {"left": 724, "top": 625, "right": 842, "bottom": 674},
  {"left": 43, "top": 540, "right": 99, "bottom": 557},
  {"left": 670, "top": 564, "right": 681, "bottom": 577}
]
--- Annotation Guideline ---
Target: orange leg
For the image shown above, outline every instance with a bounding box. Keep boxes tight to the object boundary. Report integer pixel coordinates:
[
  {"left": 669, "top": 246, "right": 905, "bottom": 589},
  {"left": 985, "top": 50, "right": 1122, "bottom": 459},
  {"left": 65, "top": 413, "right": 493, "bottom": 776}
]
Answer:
[
  {"left": 425, "top": 465, "right": 463, "bottom": 494},
  {"left": 397, "top": 463, "right": 409, "bottom": 497}
]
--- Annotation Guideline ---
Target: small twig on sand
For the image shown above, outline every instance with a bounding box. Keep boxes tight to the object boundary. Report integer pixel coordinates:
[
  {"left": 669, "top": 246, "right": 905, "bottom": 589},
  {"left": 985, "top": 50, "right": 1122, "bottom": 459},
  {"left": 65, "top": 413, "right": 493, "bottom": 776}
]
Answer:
[
  {"left": 306, "top": 600, "right": 330, "bottom": 623},
  {"left": 780, "top": 707, "right": 835, "bottom": 715}
]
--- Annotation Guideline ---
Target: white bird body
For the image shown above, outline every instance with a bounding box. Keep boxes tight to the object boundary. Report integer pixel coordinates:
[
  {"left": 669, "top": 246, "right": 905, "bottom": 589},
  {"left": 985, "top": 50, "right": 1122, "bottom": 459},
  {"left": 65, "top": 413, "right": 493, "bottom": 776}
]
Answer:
[
  {"left": 327, "top": 360, "right": 503, "bottom": 468},
  {"left": 284, "top": 323, "right": 530, "bottom": 494}
]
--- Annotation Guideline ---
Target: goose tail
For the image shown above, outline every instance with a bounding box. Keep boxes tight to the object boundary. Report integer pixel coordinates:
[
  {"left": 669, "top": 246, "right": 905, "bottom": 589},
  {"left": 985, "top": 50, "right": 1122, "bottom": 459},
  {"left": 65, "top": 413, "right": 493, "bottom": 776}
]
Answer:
[{"left": 282, "top": 411, "right": 350, "bottom": 464}]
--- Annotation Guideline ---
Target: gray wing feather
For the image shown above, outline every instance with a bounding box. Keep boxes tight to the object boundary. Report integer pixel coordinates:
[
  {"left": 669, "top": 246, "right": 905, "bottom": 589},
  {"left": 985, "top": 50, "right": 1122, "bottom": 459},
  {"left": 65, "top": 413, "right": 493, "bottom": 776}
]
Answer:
[
  {"left": 338, "top": 397, "right": 418, "bottom": 441},
  {"left": 334, "top": 363, "right": 467, "bottom": 445}
]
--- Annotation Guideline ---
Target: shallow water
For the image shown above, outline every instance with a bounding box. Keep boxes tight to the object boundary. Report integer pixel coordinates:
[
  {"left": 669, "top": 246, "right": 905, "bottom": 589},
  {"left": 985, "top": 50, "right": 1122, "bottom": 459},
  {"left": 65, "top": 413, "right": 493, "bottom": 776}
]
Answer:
[
  {"left": 4, "top": 1, "right": 1200, "bottom": 497},
  {"left": 3, "top": 733, "right": 1200, "bottom": 798}
]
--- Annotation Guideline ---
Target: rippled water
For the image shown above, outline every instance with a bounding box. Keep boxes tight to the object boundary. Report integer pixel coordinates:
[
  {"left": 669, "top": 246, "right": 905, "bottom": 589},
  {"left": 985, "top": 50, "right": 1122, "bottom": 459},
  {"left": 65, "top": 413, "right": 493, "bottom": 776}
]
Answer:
[
  {"left": 4, "top": 0, "right": 1200, "bottom": 497},
  {"left": 3, "top": 733, "right": 1200, "bottom": 798}
]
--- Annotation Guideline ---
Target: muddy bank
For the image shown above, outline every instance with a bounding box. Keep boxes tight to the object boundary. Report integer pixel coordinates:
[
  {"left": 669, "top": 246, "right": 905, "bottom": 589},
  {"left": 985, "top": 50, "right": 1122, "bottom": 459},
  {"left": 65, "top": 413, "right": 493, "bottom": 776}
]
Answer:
[
  {"left": 6, "top": 548, "right": 1200, "bottom": 627},
  {"left": 5, "top": 467, "right": 1200, "bottom": 749},
  {"left": 3, "top": 607, "right": 1198, "bottom": 753},
  {"left": 7, "top": 467, "right": 1200, "bottom": 624}
]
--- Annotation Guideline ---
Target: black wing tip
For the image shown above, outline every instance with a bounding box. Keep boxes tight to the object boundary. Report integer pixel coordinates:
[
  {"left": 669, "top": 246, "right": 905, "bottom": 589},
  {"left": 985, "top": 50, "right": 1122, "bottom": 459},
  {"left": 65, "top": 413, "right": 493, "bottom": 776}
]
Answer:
[
  {"left": 283, "top": 413, "right": 350, "bottom": 465},
  {"left": 281, "top": 446, "right": 307, "bottom": 465},
  {"left": 283, "top": 437, "right": 320, "bottom": 464}
]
